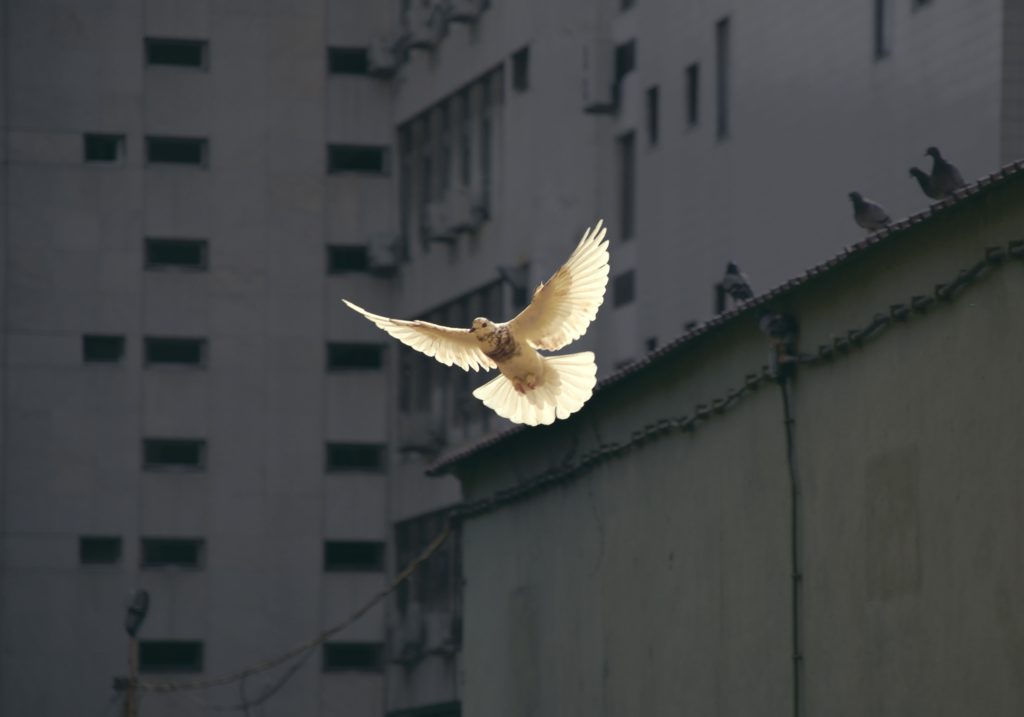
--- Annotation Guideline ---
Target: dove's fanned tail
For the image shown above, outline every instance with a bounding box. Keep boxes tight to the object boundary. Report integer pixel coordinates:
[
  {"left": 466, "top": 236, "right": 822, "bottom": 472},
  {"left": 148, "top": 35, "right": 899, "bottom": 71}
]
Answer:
[{"left": 472, "top": 352, "right": 597, "bottom": 426}]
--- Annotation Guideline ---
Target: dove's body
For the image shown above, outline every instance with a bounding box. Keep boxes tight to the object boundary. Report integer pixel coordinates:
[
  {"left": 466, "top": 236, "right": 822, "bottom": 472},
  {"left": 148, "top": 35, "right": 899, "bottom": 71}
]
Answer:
[{"left": 343, "top": 220, "right": 610, "bottom": 426}]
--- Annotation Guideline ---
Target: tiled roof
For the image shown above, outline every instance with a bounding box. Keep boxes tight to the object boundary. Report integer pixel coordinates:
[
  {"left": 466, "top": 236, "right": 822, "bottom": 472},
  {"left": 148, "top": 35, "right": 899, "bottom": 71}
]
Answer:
[{"left": 427, "top": 158, "right": 1024, "bottom": 476}]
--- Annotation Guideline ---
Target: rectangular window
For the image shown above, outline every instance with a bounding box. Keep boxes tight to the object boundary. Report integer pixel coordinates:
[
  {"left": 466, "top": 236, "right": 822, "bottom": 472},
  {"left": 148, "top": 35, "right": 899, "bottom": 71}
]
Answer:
[
  {"left": 715, "top": 18, "right": 730, "bottom": 139},
  {"left": 328, "top": 144, "right": 389, "bottom": 174},
  {"left": 511, "top": 46, "right": 530, "bottom": 92},
  {"left": 617, "top": 132, "right": 636, "bottom": 240},
  {"left": 327, "top": 343, "right": 384, "bottom": 370},
  {"left": 325, "top": 442, "right": 386, "bottom": 472},
  {"left": 685, "top": 63, "right": 699, "bottom": 127},
  {"left": 144, "top": 337, "right": 206, "bottom": 367},
  {"left": 145, "top": 238, "right": 208, "bottom": 270},
  {"left": 613, "top": 40, "right": 636, "bottom": 105},
  {"left": 323, "top": 541, "right": 386, "bottom": 572},
  {"left": 143, "top": 439, "right": 206, "bottom": 470},
  {"left": 146, "top": 137, "right": 207, "bottom": 166},
  {"left": 874, "top": 0, "right": 890, "bottom": 59},
  {"left": 328, "top": 47, "right": 369, "bottom": 75},
  {"left": 84, "top": 134, "right": 124, "bottom": 162},
  {"left": 83, "top": 335, "right": 125, "bottom": 363},
  {"left": 139, "top": 641, "right": 204, "bottom": 673},
  {"left": 613, "top": 270, "right": 636, "bottom": 307},
  {"left": 646, "top": 86, "right": 659, "bottom": 145},
  {"left": 322, "top": 642, "right": 384, "bottom": 672},
  {"left": 79, "top": 536, "right": 122, "bottom": 565},
  {"left": 140, "top": 538, "right": 204, "bottom": 568},
  {"left": 145, "top": 38, "right": 207, "bottom": 68},
  {"left": 326, "top": 245, "right": 370, "bottom": 274}
]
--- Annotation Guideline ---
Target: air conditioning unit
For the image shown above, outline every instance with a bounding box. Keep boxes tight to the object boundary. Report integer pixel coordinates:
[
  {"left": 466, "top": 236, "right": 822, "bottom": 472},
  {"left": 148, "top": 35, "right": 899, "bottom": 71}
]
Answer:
[
  {"left": 582, "top": 36, "right": 615, "bottom": 114},
  {"left": 367, "top": 233, "right": 400, "bottom": 275},
  {"left": 425, "top": 199, "right": 457, "bottom": 243},
  {"left": 444, "top": 186, "right": 479, "bottom": 232},
  {"left": 407, "top": 1, "right": 443, "bottom": 50},
  {"left": 367, "top": 35, "right": 398, "bottom": 77},
  {"left": 446, "top": 0, "right": 482, "bottom": 23}
]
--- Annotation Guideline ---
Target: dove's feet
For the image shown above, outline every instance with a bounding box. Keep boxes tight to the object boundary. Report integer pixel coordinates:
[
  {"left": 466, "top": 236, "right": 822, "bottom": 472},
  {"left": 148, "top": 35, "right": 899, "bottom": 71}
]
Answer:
[
  {"left": 513, "top": 380, "right": 526, "bottom": 394},
  {"left": 512, "top": 375, "right": 539, "bottom": 394},
  {"left": 525, "top": 374, "right": 538, "bottom": 390}
]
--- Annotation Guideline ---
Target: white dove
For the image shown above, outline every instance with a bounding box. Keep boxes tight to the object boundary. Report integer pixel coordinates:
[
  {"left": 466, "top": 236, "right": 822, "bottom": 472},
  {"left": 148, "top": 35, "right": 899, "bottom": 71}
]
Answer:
[{"left": 342, "top": 220, "right": 610, "bottom": 426}]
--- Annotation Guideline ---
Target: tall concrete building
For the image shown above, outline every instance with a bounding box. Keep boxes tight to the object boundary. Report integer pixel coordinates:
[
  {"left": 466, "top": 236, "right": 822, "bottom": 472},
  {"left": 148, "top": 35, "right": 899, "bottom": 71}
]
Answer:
[{"left": 1, "top": 0, "right": 1022, "bottom": 716}]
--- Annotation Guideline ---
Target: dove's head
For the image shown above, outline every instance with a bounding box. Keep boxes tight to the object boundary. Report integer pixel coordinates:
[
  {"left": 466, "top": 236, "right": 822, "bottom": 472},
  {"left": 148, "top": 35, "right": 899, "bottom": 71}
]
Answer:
[
  {"left": 925, "top": 146, "right": 941, "bottom": 159},
  {"left": 848, "top": 191, "right": 863, "bottom": 204},
  {"left": 470, "top": 317, "right": 497, "bottom": 339}
]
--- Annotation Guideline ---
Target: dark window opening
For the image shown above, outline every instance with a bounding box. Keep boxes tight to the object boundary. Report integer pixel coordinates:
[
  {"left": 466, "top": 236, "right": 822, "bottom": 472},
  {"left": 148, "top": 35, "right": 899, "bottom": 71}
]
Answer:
[
  {"left": 147, "top": 137, "right": 207, "bottom": 166},
  {"left": 324, "top": 541, "right": 386, "bottom": 572},
  {"left": 617, "top": 132, "right": 636, "bottom": 240},
  {"left": 141, "top": 538, "right": 204, "bottom": 568},
  {"left": 613, "top": 40, "right": 636, "bottom": 105},
  {"left": 326, "top": 245, "right": 370, "bottom": 274},
  {"left": 79, "top": 536, "right": 122, "bottom": 565},
  {"left": 328, "top": 47, "right": 370, "bottom": 74},
  {"left": 685, "top": 63, "right": 700, "bottom": 127},
  {"left": 715, "top": 17, "right": 730, "bottom": 139},
  {"left": 912, "top": 0, "right": 933, "bottom": 9},
  {"left": 327, "top": 343, "right": 384, "bottom": 370},
  {"left": 143, "top": 439, "right": 206, "bottom": 470},
  {"left": 145, "top": 238, "right": 208, "bottom": 270},
  {"left": 144, "top": 338, "right": 205, "bottom": 367},
  {"left": 874, "top": 0, "right": 890, "bottom": 59},
  {"left": 326, "top": 442, "right": 386, "bottom": 472},
  {"left": 613, "top": 270, "right": 636, "bottom": 307},
  {"left": 83, "top": 335, "right": 125, "bottom": 363},
  {"left": 328, "top": 145, "right": 388, "bottom": 174},
  {"left": 139, "top": 641, "right": 204, "bottom": 673},
  {"left": 145, "top": 38, "right": 207, "bottom": 68},
  {"left": 646, "top": 86, "right": 659, "bottom": 145},
  {"left": 84, "top": 134, "right": 124, "bottom": 162},
  {"left": 322, "top": 642, "right": 384, "bottom": 672},
  {"left": 511, "top": 46, "right": 530, "bottom": 92}
]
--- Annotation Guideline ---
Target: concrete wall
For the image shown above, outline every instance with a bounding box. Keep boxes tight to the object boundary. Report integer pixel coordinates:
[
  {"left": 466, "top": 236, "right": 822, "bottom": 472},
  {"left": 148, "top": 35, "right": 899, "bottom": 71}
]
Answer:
[{"left": 453, "top": 175, "right": 1024, "bottom": 715}]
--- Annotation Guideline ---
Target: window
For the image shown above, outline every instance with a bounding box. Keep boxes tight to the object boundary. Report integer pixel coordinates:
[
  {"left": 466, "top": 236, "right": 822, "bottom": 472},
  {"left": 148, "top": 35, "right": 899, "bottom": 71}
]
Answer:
[
  {"left": 613, "top": 40, "right": 636, "bottom": 105},
  {"left": 511, "top": 46, "right": 530, "bottom": 92},
  {"left": 140, "top": 538, "right": 204, "bottom": 568},
  {"left": 83, "top": 335, "right": 125, "bottom": 363},
  {"left": 613, "top": 270, "right": 636, "bottom": 307},
  {"left": 326, "top": 245, "right": 370, "bottom": 274},
  {"left": 145, "top": 38, "right": 207, "bottom": 68},
  {"left": 147, "top": 137, "right": 207, "bottom": 166},
  {"left": 139, "top": 641, "right": 204, "bottom": 673},
  {"left": 144, "top": 337, "right": 206, "bottom": 367},
  {"left": 324, "top": 541, "right": 385, "bottom": 572},
  {"left": 395, "top": 510, "right": 458, "bottom": 614},
  {"left": 84, "top": 134, "right": 124, "bottom": 162},
  {"left": 327, "top": 343, "right": 384, "bottom": 370},
  {"left": 79, "top": 536, "right": 122, "bottom": 565},
  {"left": 715, "top": 18, "right": 730, "bottom": 139},
  {"left": 328, "top": 144, "right": 389, "bottom": 174},
  {"left": 326, "top": 442, "right": 386, "bottom": 472},
  {"left": 143, "top": 439, "right": 206, "bottom": 470},
  {"left": 617, "top": 132, "right": 636, "bottom": 240},
  {"left": 874, "top": 0, "right": 890, "bottom": 59},
  {"left": 646, "top": 86, "right": 659, "bottom": 145},
  {"left": 144, "top": 238, "right": 207, "bottom": 270},
  {"left": 685, "top": 63, "right": 700, "bottom": 127},
  {"left": 328, "top": 47, "right": 369, "bottom": 74},
  {"left": 322, "top": 642, "right": 384, "bottom": 672}
]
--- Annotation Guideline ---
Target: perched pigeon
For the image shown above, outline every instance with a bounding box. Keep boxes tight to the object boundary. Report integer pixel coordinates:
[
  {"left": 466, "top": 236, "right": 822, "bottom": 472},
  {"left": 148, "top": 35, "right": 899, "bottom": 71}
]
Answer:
[
  {"left": 925, "top": 146, "right": 965, "bottom": 198},
  {"left": 909, "top": 167, "right": 941, "bottom": 200},
  {"left": 344, "top": 221, "right": 610, "bottom": 426},
  {"left": 715, "top": 262, "right": 753, "bottom": 313},
  {"left": 848, "top": 192, "right": 891, "bottom": 231}
]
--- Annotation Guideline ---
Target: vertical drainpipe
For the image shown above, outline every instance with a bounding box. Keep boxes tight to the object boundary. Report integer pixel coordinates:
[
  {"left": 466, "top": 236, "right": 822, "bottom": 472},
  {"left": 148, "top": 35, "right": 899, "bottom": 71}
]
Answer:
[{"left": 780, "top": 377, "right": 803, "bottom": 717}]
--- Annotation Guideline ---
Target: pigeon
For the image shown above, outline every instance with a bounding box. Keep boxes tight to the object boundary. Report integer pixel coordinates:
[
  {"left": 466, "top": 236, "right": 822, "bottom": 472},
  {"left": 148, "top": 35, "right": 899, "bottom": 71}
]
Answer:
[
  {"left": 848, "top": 192, "right": 891, "bottom": 231},
  {"left": 925, "top": 146, "right": 965, "bottom": 198},
  {"left": 343, "top": 220, "right": 610, "bottom": 426},
  {"left": 715, "top": 262, "right": 753, "bottom": 313},
  {"left": 909, "top": 167, "right": 941, "bottom": 200}
]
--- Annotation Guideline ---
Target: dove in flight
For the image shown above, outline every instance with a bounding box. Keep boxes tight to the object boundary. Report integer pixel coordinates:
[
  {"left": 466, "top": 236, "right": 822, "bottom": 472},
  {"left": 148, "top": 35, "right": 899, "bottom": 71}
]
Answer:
[{"left": 342, "top": 220, "right": 610, "bottom": 426}]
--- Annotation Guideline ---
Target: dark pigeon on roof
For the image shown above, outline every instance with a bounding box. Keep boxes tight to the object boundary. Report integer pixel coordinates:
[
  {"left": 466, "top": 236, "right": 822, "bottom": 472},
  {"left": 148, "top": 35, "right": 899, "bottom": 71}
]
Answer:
[
  {"left": 926, "top": 146, "right": 966, "bottom": 199},
  {"left": 909, "top": 167, "right": 941, "bottom": 200}
]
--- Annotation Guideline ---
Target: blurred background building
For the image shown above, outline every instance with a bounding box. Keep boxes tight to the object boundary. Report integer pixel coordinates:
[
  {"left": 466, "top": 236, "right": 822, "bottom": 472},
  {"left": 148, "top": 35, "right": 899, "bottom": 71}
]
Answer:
[{"left": 0, "top": 0, "right": 1020, "bottom": 715}]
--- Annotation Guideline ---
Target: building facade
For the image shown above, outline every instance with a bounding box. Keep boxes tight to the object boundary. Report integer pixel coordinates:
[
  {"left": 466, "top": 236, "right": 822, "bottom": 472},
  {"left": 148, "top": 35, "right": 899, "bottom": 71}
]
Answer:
[{"left": 1, "top": 0, "right": 1023, "bottom": 716}]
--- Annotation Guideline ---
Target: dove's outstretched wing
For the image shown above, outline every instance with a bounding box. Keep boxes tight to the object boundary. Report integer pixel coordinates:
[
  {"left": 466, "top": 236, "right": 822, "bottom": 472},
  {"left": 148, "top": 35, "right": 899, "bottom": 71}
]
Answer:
[
  {"left": 507, "top": 220, "right": 610, "bottom": 351},
  {"left": 342, "top": 300, "right": 496, "bottom": 372}
]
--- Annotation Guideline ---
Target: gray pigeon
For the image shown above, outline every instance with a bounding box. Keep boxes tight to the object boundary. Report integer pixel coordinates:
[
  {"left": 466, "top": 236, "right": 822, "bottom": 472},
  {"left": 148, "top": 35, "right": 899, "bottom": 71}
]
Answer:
[
  {"left": 925, "top": 146, "right": 965, "bottom": 198},
  {"left": 715, "top": 262, "right": 753, "bottom": 312},
  {"left": 848, "top": 192, "right": 891, "bottom": 231},
  {"left": 909, "top": 167, "right": 941, "bottom": 200}
]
